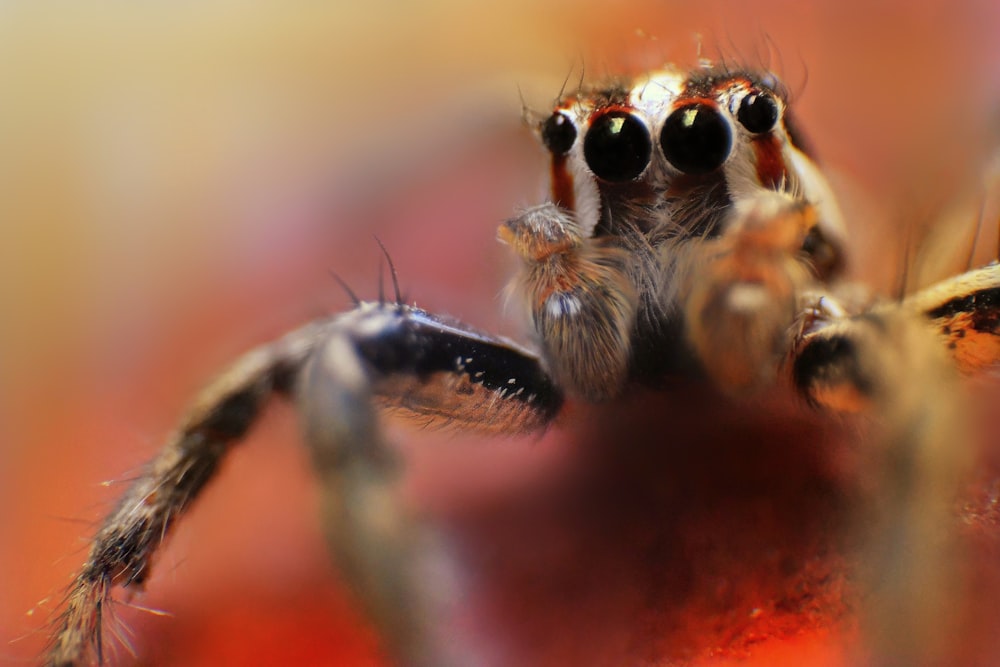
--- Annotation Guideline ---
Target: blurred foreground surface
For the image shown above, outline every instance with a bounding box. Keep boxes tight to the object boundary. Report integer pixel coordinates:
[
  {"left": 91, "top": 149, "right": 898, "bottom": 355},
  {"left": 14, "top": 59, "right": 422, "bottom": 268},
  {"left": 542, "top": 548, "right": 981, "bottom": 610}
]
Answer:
[{"left": 3, "top": 1, "right": 1000, "bottom": 665}]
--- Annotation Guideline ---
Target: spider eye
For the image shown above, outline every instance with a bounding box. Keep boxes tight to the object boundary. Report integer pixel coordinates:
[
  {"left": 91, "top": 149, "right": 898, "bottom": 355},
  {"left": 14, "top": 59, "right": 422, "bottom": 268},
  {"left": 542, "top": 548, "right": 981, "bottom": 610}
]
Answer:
[
  {"left": 583, "top": 111, "right": 651, "bottom": 182},
  {"left": 737, "top": 92, "right": 780, "bottom": 134},
  {"left": 541, "top": 112, "right": 577, "bottom": 155},
  {"left": 660, "top": 103, "right": 732, "bottom": 175}
]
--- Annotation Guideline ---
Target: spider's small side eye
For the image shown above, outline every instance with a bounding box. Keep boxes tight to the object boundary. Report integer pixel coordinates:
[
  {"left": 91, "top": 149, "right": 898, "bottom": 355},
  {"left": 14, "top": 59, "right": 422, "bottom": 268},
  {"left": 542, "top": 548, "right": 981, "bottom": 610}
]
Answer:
[
  {"left": 660, "top": 103, "right": 732, "bottom": 175},
  {"left": 583, "top": 111, "right": 651, "bottom": 182},
  {"left": 737, "top": 92, "right": 780, "bottom": 134},
  {"left": 541, "top": 112, "right": 577, "bottom": 155}
]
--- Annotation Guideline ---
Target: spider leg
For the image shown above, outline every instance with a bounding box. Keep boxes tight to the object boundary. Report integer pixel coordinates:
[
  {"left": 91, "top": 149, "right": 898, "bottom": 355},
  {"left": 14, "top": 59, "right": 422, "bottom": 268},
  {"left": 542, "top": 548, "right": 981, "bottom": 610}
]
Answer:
[
  {"left": 299, "top": 301, "right": 561, "bottom": 666},
  {"left": 45, "top": 318, "right": 327, "bottom": 667},
  {"left": 794, "top": 263, "right": 1000, "bottom": 408},
  {"left": 46, "top": 302, "right": 560, "bottom": 666},
  {"left": 792, "top": 303, "right": 975, "bottom": 665},
  {"left": 902, "top": 262, "right": 1000, "bottom": 374}
]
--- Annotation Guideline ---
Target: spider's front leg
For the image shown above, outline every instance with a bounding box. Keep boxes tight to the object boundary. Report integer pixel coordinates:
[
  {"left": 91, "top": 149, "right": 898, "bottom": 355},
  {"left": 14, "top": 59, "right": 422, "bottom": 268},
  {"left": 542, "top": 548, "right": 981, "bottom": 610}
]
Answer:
[
  {"left": 46, "top": 302, "right": 562, "bottom": 667},
  {"left": 46, "top": 320, "right": 326, "bottom": 667},
  {"left": 790, "top": 264, "right": 1000, "bottom": 665},
  {"left": 298, "top": 302, "right": 563, "bottom": 666}
]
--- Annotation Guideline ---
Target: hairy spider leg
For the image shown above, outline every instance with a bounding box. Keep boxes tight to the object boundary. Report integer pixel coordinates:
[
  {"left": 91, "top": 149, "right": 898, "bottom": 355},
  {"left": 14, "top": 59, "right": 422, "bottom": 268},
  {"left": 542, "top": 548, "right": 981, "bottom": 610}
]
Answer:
[
  {"left": 791, "top": 262, "right": 1000, "bottom": 666},
  {"left": 46, "top": 302, "right": 562, "bottom": 666}
]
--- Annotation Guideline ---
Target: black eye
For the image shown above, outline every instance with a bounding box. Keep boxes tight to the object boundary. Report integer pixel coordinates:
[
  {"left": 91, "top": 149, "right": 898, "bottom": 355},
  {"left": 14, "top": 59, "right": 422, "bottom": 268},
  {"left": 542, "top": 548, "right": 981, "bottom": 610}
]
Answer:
[
  {"left": 541, "top": 112, "right": 577, "bottom": 155},
  {"left": 583, "top": 111, "right": 651, "bottom": 182},
  {"left": 660, "top": 103, "right": 732, "bottom": 175},
  {"left": 737, "top": 92, "right": 779, "bottom": 134}
]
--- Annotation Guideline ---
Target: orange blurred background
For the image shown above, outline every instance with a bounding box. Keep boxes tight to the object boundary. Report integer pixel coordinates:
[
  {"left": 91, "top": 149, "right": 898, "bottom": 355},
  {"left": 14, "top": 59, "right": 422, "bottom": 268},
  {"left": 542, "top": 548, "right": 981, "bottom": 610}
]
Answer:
[{"left": 3, "top": 1, "right": 1000, "bottom": 665}]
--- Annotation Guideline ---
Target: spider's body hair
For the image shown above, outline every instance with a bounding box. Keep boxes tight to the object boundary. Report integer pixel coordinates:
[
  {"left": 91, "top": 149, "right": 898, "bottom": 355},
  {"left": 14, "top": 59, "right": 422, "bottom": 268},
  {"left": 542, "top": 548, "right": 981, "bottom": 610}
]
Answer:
[
  {"left": 44, "top": 60, "right": 1000, "bottom": 667},
  {"left": 515, "top": 63, "right": 847, "bottom": 399}
]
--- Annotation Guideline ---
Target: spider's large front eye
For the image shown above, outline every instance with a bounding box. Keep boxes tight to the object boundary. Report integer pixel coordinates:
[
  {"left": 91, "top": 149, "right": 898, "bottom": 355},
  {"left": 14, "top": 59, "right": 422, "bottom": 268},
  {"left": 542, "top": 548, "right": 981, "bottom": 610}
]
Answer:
[
  {"left": 660, "top": 103, "right": 732, "bottom": 175},
  {"left": 542, "top": 112, "right": 577, "bottom": 155},
  {"left": 583, "top": 111, "right": 651, "bottom": 182},
  {"left": 737, "top": 92, "right": 779, "bottom": 134}
]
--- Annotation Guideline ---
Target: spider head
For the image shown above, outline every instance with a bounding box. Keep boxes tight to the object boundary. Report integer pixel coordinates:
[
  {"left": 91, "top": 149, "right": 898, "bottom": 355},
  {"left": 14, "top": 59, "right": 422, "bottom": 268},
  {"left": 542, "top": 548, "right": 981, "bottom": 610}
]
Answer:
[{"left": 535, "top": 65, "right": 846, "bottom": 278}]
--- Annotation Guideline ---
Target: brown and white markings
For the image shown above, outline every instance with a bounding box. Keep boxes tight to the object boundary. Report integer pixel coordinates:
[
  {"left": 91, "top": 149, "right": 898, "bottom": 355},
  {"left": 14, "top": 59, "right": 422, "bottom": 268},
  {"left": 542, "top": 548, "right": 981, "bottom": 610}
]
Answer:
[{"left": 44, "top": 61, "right": 1000, "bottom": 666}]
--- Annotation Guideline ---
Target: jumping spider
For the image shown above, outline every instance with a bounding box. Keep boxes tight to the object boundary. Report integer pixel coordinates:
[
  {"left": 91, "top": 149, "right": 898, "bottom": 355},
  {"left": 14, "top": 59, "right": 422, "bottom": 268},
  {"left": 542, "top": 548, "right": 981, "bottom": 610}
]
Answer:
[{"left": 46, "top": 62, "right": 1000, "bottom": 666}]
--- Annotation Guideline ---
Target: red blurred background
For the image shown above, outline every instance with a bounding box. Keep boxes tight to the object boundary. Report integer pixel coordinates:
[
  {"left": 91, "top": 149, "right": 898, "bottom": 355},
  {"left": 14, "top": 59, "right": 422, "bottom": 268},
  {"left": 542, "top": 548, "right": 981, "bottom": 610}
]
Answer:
[{"left": 3, "top": 1, "right": 1000, "bottom": 665}]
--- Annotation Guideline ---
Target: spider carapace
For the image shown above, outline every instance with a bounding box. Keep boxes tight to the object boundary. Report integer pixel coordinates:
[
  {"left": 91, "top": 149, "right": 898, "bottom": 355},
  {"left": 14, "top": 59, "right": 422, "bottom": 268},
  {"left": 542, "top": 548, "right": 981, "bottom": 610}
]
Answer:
[{"left": 45, "top": 61, "right": 1000, "bottom": 666}]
